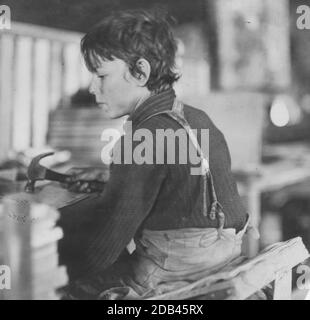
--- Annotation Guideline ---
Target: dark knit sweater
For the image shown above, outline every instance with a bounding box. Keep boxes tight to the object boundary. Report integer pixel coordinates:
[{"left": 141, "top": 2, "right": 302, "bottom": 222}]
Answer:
[{"left": 63, "top": 89, "right": 247, "bottom": 279}]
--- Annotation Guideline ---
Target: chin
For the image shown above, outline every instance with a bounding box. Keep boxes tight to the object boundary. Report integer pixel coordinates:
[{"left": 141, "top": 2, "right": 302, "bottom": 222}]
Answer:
[
  {"left": 109, "top": 113, "right": 123, "bottom": 120},
  {"left": 103, "top": 110, "right": 119, "bottom": 120},
  {"left": 98, "top": 103, "right": 125, "bottom": 119}
]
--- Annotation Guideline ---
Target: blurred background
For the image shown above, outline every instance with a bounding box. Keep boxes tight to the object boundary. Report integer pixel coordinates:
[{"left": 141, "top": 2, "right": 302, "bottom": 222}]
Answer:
[{"left": 1, "top": 0, "right": 310, "bottom": 298}]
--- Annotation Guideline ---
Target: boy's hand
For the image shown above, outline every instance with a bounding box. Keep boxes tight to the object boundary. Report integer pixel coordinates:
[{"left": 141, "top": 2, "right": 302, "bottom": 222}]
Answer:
[{"left": 63, "top": 167, "right": 109, "bottom": 193}]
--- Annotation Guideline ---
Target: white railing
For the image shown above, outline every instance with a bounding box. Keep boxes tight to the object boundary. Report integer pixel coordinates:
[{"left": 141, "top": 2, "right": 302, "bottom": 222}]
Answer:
[{"left": 0, "top": 21, "right": 91, "bottom": 160}]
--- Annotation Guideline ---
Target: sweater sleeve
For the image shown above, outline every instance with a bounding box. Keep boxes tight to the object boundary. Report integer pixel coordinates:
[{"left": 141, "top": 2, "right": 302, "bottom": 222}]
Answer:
[
  {"left": 210, "top": 128, "right": 247, "bottom": 230},
  {"left": 79, "top": 134, "right": 168, "bottom": 278}
]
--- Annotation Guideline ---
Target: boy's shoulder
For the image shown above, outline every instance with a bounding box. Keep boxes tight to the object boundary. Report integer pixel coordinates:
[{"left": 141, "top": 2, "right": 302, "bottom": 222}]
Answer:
[
  {"left": 135, "top": 101, "right": 221, "bottom": 135},
  {"left": 183, "top": 103, "right": 219, "bottom": 131}
]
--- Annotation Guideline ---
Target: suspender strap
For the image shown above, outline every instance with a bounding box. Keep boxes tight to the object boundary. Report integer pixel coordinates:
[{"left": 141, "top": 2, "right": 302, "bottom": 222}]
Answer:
[{"left": 138, "top": 99, "right": 226, "bottom": 232}]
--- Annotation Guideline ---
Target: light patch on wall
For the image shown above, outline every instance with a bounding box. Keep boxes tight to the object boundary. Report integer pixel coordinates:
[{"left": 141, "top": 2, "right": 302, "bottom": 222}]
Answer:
[
  {"left": 270, "top": 95, "right": 302, "bottom": 127},
  {"left": 270, "top": 97, "right": 290, "bottom": 127}
]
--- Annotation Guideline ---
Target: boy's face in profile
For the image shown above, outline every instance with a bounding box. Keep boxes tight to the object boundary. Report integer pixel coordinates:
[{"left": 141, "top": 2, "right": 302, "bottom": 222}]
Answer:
[{"left": 89, "top": 57, "right": 149, "bottom": 119}]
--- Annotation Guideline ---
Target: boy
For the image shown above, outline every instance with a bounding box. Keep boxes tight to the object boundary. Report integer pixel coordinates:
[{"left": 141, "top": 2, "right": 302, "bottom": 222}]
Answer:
[{"left": 64, "top": 9, "right": 248, "bottom": 299}]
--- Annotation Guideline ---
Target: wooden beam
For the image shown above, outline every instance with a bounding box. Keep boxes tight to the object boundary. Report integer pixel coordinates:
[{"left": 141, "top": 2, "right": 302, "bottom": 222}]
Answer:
[
  {"left": 273, "top": 269, "right": 292, "bottom": 300},
  {"left": 5, "top": 21, "right": 82, "bottom": 44}
]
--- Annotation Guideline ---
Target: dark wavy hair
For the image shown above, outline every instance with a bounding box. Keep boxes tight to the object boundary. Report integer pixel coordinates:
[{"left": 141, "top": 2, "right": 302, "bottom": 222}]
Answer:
[{"left": 81, "top": 9, "right": 180, "bottom": 93}]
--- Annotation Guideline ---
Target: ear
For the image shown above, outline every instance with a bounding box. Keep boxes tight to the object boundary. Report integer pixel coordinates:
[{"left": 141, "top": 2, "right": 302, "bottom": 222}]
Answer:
[{"left": 133, "top": 58, "right": 151, "bottom": 86}]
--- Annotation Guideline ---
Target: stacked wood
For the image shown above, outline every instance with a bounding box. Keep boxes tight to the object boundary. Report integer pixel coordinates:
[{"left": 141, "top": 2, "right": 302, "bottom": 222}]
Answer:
[
  {"left": 48, "top": 108, "right": 125, "bottom": 166},
  {"left": 0, "top": 193, "right": 68, "bottom": 299}
]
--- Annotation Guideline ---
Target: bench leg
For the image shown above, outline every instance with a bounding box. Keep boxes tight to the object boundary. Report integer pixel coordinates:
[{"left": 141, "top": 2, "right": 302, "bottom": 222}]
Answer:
[{"left": 273, "top": 269, "right": 292, "bottom": 300}]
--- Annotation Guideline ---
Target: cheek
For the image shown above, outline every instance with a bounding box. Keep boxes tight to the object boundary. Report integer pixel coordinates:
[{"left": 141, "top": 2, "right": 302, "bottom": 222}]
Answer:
[
  {"left": 102, "top": 76, "right": 118, "bottom": 95},
  {"left": 108, "top": 78, "right": 130, "bottom": 102}
]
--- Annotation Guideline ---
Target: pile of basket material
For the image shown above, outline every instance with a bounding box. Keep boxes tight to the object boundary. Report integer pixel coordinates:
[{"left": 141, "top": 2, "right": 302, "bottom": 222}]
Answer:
[{"left": 0, "top": 193, "right": 68, "bottom": 300}]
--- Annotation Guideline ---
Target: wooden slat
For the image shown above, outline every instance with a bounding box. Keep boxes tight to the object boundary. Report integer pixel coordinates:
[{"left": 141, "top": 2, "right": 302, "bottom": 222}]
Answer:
[
  {"left": 32, "top": 39, "right": 50, "bottom": 148},
  {"left": 12, "top": 36, "right": 32, "bottom": 151},
  {"left": 62, "top": 43, "right": 82, "bottom": 101},
  {"left": 80, "top": 55, "right": 92, "bottom": 89},
  {"left": 29, "top": 38, "right": 36, "bottom": 147},
  {"left": 49, "top": 41, "right": 63, "bottom": 111},
  {"left": 228, "top": 238, "right": 309, "bottom": 300},
  {"left": 257, "top": 161, "right": 310, "bottom": 192},
  {"left": 273, "top": 269, "right": 292, "bottom": 300},
  {"left": 59, "top": 44, "right": 66, "bottom": 105},
  {"left": 5, "top": 21, "right": 82, "bottom": 44},
  {"left": 0, "top": 34, "right": 15, "bottom": 161},
  {"left": 47, "top": 109, "right": 124, "bottom": 165}
]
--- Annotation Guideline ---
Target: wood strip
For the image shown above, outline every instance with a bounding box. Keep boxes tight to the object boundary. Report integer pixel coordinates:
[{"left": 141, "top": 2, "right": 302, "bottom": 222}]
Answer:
[
  {"left": 80, "top": 54, "right": 92, "bottom": 89},
  {"left": 12, "top": 36, "right": 32, "bottom": 151},
  {"left": 9, "top": 35, "right": 17, "bottom": 152},
  {"left": 62, "top": 43, "right": 83, "bottom": 101},
  {"left": 32, "top": 39, "right": 50, "bottom": 148},
  {"left": 0, "top": 34, "right": 14, "bottom": 161},
  {"left": 59, "top": 44, "right": 66, "bottom": 106},
  {"left": 8, "top": 21, "right": 82, "bottom": 44},
  {"left": 29, "top": 37, "right": 36, "bottom": 147},
  {"left": 49, "top": 41, "right": 63, "bottom": 111},
  {"left": 273, "top": 269, "right": 292, "bottom": 300}
]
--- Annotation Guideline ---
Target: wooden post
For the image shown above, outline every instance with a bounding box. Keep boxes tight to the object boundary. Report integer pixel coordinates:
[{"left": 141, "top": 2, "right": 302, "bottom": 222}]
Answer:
[
  {"left": 0, "top": 34, "right": 16, "bottom": 162},
  {"left": 32, "top": 38, "right": 51, "bottom": 148},
  {"left": 49, "top": 41, "right": 63, "bottom": 111},
  {"left": 241, "top": 173, "right": 261, "bottom": 258},
  {"left": 273, "top": 269, "right": 292, "bottom": 300},
  {"left": 12, "top": 36, "right": 32, "bottom": 151}
]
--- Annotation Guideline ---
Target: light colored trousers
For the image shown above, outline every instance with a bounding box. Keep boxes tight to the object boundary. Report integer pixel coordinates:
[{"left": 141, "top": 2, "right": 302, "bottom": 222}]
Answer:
[{"left": 99, "top": 216, "right": 251, "bottom": 299}]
